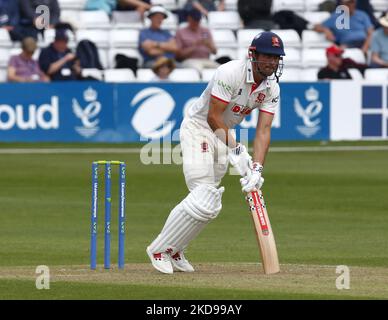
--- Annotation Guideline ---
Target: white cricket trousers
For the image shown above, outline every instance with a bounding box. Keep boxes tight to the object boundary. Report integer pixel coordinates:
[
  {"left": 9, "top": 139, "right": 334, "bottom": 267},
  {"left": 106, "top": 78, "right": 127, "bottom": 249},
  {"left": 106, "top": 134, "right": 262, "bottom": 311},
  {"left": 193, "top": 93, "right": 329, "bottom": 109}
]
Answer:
[{"left": 180, "top": 117, "right": 229, "bottom": 191}]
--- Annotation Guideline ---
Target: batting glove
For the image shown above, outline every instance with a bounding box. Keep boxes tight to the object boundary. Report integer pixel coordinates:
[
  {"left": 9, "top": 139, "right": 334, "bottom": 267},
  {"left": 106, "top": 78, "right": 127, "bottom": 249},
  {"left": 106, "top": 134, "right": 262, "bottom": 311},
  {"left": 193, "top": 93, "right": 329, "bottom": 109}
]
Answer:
[
  {"left": 228, "top": 143, "right": 252, "bottom": 177},
  {"left": 240, "top": 162, "right": 264, "bottom": 193}
]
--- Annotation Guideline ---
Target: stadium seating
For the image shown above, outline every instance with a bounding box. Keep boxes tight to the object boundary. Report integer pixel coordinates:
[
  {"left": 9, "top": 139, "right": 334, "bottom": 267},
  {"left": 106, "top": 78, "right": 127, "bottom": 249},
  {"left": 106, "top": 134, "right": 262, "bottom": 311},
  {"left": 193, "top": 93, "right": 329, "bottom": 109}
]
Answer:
[
  {"left": 237, "top": 29, "right": 264, "bottom": 48},
  {"left": 79, "top": 10, "right": 111, "bottom": 29},
  {"left": 208, "top": 11, "right": 242, "bottom": 30},
  {"left": 110, "top": 29, "right": 139, "bottom": 48},
  {"left": 282, "top": 48, "right": 302, "bottom": 67},
  {"left": 0, "top": 49, "right": 10, "bottom": 67},
  {"left": 370, "top": 0, "right": 387, "bottom": 11},
  {"left": 271, "top": 29, "right": 301, "bottom": 48},
  {"left": 302, "top": 48, "right": 326, "bottom": 68},
  {"left": 111, "top": 11, "right": 143, "bottom": 29},
  {"left": 137, "top": 68, "right": 155, "bottom": 82},
  {"left": 348, "top": 68, "right": 364, "bottom": 80},
  {"left": 0, "top": 2, "right": 384, "bottom": 83},
  {"left": 281, "top": 67, "right": 300, "bottom": 81},
  {"left": 302, "top": 30, "right": 331, "bottom": 48},
  {"left": 104, "top": 69, "right": 136, "bottom": 82},
  {"left": 343, "top": 48, "right": 367, "bottom": 64},
  {"left": 81, "top": 68, "right": 104, "bottom": 81},
  {"left": 272, "top": 0, "right": 305, "bottom": 13},
  {"left": 300, "top": 68, "right": 319, "bottom": 81},
  {"left": 224, "top": 0, "right": 238, "bottom": 11},
  {"left": 303, "top": 11, "right": 330, "bottom": 25},
  {"left": 211, "top": 47, "right": 238, "bottom": 61},
  {"left": 58, "top": 0, "right": 87, "bottom": 11},
  {"left": 76, "top": 29, "right": 110, "bottom": 48},
  {"left": 364, "top": 69, "right": 388, "bottom": 81},
  {"left": 201, "top": 68, "right": 217, "bottom": 81},
  {"left": 0, "top": 68, "right": 6, "bottom": 82},
  {"left": 211, "top": 30, "right": 237, "bottom": 48},
  {"left": 0, "top": 29, "right": 12, "bottom": 48},
  {"left": 169, "top": 68, "right": 201, "bottom": 82},
  {"left": 151, "top": 0, "right": 178, "bottom": 10}
]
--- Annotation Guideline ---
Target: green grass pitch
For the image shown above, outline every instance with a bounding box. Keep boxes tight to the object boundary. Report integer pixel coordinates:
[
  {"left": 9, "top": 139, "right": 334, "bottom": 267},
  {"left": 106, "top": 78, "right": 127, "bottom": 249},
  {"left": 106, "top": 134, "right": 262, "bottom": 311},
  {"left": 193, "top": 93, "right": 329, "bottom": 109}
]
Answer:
[{"left": 0, "top": 141, "right": 387, "bottom": 299}]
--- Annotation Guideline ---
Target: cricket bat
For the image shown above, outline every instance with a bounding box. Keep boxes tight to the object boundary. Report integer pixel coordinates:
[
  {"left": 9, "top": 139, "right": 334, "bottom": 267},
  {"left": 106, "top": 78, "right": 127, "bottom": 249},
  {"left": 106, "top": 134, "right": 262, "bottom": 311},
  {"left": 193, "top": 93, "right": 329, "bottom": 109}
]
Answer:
[{"left": 245, "top": 189, "right": 280, "bottom": 274}]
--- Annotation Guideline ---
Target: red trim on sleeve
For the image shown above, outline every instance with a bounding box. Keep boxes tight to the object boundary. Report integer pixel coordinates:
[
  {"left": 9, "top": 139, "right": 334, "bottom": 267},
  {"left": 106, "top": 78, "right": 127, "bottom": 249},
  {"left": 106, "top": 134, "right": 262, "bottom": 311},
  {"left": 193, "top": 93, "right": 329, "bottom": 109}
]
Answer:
[
  {"left": 211, "top": 94, "right": 229, "bottom": 105},
  {"left": 259, "top": 109, "right": 275, "bottom": 115}
]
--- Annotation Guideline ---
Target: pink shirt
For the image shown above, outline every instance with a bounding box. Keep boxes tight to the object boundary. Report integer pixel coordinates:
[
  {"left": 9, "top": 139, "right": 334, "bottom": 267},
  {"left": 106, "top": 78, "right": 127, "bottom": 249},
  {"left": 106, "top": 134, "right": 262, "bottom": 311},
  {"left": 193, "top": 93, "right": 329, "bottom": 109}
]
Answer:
[
  {"left": 8, "top": 54, "right": 45, "bottom": 81},
  {"left": 175, "top": 26, "right": 213, "bottom": 59}
]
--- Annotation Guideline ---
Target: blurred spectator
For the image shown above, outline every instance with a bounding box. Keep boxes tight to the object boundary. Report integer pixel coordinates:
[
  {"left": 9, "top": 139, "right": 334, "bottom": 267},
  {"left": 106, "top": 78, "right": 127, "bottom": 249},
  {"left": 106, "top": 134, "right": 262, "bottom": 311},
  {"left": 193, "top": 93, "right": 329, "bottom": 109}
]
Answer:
[
  {"left": 151, "top": 56, "right": 175, "bottom": 81},
  {"left": 318, "top": 0, "right": 337, "bottom": 12},
  {"left": 354, "top": 0, "right": 380, "bottom": 29},
  {"left": 38, "top": 28, "right": 81, "bottom": 80},
  {"left": 116, "top": 0, "right": 151, "bottom": 17},
  {"left": 370, "top": 14, "right": 388, "bottom": 68},
  {"left": 318, "top": 44, "right": 368, "bottom": 79},
  {"left": 19, "top": 0, "right": 61, "bottom": 40},
  {"left": 238, "top": 0, "right": 275, "bottom": 29},
  {"left": 184, "top": 0, "right": 225, "bottom": 17},
  {"left": 85, "top": 0, "right": 117, "bottom": 15},
  {"left": 273, "top": 10, "right": 307, "bottom": 36},
  {"left": 0, "top": 0, "right": 24, "bottom": 41},
  {"left": 138, "top": 6, "right": 177, "bottom": 67},
  {"left": 314, "top": 0, "right": 374, "bottom": 54},
  {"left": 7, "top": 37, "right": 49, "bottom": 82},
  {"left": 175, "top": 9, "right": 218, "bottom": 72}
]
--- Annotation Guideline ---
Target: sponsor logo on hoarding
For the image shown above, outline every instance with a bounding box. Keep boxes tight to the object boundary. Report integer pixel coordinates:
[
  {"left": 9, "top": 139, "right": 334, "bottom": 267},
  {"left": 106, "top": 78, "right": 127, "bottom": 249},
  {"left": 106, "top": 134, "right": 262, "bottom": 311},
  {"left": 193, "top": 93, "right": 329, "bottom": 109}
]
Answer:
[
  {"left": 0, "top": 97, "right": 59, "bottom": 130},
  {"left": 294, "top": 86, "right": 322, "bottom": 137},
  {"left": 131, "top": 87, "right": 176, "bottom": 139},
  {"left": 361, "top": 85, "right": 388, "bottom": 138},
  {"left": 72, "top": 87, "right": 101, "bottom": 138}
]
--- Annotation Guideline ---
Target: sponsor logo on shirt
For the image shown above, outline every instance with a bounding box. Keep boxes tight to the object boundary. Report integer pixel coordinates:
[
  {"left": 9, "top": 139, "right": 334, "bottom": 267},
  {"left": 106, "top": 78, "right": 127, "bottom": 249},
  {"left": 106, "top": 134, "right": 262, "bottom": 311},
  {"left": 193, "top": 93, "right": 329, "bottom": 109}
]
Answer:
[
  {"left": 272, "top": 36, "right": 280, "bottom": 47},
  {"left": 256, "top": 93, "right": 266, "bottom": 103},
  {"left": 217, "top": 80, "right": 232, "bottom": 94},
  {"left": 231, "top": 104, "right": 252, "bottom": 115},
  {"left": 201, "top": 141, "right": 209, "bottom": 152}
]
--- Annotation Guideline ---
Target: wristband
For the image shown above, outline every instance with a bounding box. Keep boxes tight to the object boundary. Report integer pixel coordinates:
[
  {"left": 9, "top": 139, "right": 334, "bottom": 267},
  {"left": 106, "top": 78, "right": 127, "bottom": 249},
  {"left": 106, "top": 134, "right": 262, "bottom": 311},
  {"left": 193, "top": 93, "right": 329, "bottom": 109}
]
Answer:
[{"left": 252, "top": 162, "right": 263, "bottom": 173}]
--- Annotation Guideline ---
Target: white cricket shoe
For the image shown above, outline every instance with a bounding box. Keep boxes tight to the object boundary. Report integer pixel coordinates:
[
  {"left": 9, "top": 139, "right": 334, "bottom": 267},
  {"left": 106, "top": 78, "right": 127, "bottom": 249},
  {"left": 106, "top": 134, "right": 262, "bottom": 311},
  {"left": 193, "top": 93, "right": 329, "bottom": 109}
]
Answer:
[
  {"left": 146, "top": 247, "right": 173, "bottom": 274},
  {"left": 170, "top": 252, "right": 195, "bottom": 272}
]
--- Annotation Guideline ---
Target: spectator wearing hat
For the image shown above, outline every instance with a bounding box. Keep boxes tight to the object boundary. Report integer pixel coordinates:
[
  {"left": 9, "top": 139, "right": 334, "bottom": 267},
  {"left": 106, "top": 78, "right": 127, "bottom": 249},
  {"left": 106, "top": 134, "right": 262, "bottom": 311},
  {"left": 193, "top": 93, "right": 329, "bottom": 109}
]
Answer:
[
  {"left": 318, "top": 44, "right": 368, "bottom": 79},
  {"left": 38, "top": 28, "right": 80, "bottom": 81},
  {"left": 370, "top": 13, "right": 388, "bottom": 68},
  {"left": 151, "top": 56, "right": 176, "bottom": 81},
  {"left": 314, "top": 0, "right": 374, "bottom": 54},
  {"left": 138, "top": 6, "right": 177, "bottom": 67},
  {"left": 175, "top": 9, "right": 218, "bottom": 73},
  {"left": 7, "top": 37, "right": 49, "bottom": 82}
]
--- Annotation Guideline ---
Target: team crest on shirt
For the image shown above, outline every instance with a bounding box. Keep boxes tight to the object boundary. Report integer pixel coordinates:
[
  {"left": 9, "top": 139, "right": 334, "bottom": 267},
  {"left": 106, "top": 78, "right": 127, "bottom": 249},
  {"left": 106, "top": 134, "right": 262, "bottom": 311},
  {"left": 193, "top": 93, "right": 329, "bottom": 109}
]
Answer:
[
  {"left": 256, "top": 93, "right": 266, "bottom": 103},
  {"left": 272, "top": 36, "right": 280, "bottom": 47},
  {"left": 201, "top": 142, "right": 209, "bottom": 152}
]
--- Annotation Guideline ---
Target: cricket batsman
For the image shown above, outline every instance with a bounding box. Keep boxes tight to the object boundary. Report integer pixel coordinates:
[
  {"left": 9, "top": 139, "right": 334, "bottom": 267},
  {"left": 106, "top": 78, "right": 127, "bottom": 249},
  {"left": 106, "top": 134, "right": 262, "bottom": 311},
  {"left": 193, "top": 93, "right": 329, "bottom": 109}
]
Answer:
[{"left": 147, "top": 31, "right": 285, "bottom": 274}]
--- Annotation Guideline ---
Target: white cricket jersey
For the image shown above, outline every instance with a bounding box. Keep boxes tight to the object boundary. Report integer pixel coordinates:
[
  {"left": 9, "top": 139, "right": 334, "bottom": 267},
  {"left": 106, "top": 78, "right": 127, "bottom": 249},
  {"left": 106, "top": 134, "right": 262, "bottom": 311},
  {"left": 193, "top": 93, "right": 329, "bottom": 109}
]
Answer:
[{"left": 187, "top": 59, "right": 280, "bottom": 129}]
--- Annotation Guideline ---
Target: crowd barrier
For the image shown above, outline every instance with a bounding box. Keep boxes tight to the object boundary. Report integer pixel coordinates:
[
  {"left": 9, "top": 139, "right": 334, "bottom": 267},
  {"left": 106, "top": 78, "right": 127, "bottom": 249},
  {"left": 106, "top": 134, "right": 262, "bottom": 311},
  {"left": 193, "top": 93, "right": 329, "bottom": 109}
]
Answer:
[{"left": 0, "top": 81, "right": 385, "bottom": 142}]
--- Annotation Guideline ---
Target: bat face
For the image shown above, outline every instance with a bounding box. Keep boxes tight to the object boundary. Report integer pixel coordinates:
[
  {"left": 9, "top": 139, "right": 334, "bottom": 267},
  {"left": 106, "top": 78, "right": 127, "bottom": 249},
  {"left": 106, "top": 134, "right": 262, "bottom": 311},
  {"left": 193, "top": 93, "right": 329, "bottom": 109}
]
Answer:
[{"left": 245, "top": 190, "right": 280, "bottom": 275}]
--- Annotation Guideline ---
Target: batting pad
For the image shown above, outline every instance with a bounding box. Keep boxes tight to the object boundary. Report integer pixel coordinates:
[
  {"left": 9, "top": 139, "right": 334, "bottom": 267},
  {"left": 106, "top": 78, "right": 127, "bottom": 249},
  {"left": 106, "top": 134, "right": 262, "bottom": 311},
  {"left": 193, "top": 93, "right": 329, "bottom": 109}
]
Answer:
[{"left": 148, "top": 185, "right": 224, "bottom": 255}]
